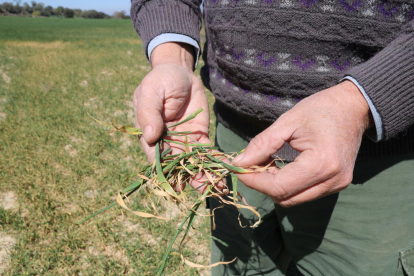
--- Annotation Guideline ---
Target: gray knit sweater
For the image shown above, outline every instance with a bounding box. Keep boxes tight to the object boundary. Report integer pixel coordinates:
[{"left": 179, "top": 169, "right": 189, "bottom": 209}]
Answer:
[{"left": 131, "top": 0, "right": 414, "bottom": 161}]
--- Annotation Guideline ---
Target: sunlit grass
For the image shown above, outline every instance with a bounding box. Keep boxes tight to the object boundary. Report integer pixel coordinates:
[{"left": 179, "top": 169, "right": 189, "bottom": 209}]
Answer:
[{"left": 0, "top": 16, "right": 214, "bottom": 275}]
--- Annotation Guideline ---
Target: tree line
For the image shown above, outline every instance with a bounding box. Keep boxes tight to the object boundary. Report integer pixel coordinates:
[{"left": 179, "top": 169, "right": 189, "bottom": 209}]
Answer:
[{"left": 0, "top": 1, "right": 130, "bottom": 19}]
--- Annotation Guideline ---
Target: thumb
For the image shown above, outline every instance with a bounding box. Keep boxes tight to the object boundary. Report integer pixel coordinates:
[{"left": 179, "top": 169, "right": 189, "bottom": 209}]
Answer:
[
  {"left": 232, "top": 121, "right": 292, "bottom": 167},
  {"left": 133, "top": 86, "right": 164, "bottom": 144}
]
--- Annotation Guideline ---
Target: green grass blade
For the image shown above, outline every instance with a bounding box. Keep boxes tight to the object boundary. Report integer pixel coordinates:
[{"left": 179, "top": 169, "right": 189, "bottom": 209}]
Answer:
[
  {"left": 77, "top": 202, "right": 118, "bottom": 225},
  {"left": 155, "top": 141, "right": 178, "bottom": 197},
  {"left": 162, "top": 152, "right": 196, "bottom": 173},
  {"left": 207, "top": 234, "right": 229, "bottom": 247},
  {"left": 206, "top": 154, "right": 251, "bottom": 173},
  {"left": 165, "top": 108, "right": 203, "bottom": 129},
  {"left": 231, "top": 173, "right": 238, "bottom": 203},
  {"left": 163, "top": 139, "right": 212, "bottom": 147},
  {"left": 161, "top": 147, "right": 173, "bottom": 158},
  {"left": 120, "top": 179, "right": 143, "bottom": 194}
]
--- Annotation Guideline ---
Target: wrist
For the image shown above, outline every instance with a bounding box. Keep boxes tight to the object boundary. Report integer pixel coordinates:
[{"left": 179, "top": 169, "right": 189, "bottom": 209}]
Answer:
[
  {"left": 339, "top": 80, "right": 373, "bottom": 130},
  {"left": 150, "top": 42, "right": 195, "bottom": 72}
]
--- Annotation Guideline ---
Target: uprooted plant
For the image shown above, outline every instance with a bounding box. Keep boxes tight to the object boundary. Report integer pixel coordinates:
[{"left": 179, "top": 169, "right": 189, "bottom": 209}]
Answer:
[{"left": 78, "top": 108, "right": 277, "bottom": 275}]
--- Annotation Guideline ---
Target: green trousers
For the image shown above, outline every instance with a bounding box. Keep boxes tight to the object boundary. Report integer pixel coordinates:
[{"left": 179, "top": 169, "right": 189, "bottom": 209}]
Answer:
[{"left": 208, "top": 123, "right": 414, "bottom": 276}]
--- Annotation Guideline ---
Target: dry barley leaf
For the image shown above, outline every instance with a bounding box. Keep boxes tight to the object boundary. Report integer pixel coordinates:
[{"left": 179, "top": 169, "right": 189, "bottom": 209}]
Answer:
[
  {"left": 116, "top": 194, "right": 168, "bottom": 220},
  {"left": 203, "top": 169, "right": 215, "bottom": 185},
  {"left": 217, "top": 196, "right": 261, "bottom": 228},
  {"left": 180, "top": 159, "right": 195, "bottom": 176},
  {"left": 137, "top": 173, "right": 150, "bottom": 181},
  {"left": 182, "top": 256, "right": 237, "bottom": 268},
  {"left": 211, "top": 205, "right": 225, "bottom": 230},
  {"left": 152, "top": 189, "right": 172, "bottom": 198}
]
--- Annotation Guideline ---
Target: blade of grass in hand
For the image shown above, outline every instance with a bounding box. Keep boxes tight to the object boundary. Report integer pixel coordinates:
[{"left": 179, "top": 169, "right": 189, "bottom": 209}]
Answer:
[
  {"left": 231, "top": 173, "right": 238, "bottom": 203},
  {"left": 165, "top": 108, "right": 203, "bottom": 129},
  {"left": 155, "top": 141, "right": 178, "bottom": 197}
]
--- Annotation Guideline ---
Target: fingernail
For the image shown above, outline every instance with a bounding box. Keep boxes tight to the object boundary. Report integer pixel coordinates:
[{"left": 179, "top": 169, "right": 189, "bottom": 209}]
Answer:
[
  {"left": 232, "top": 152, "right": 245, "bottom": 165},
  {"left": 144, "top": 125, "right": 153, "bottom": 141}
]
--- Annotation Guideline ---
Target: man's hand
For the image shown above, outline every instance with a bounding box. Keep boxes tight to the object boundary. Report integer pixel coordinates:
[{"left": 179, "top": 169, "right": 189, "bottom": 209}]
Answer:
[
  {"left": 133, "top": 42, "right": 219, "bottom": 192},
  {"left": 233, "top": 80, "right": 372, "bottom": 207},
  {"left": 133, "top": 63, "right": 210, "bottom": 161}
]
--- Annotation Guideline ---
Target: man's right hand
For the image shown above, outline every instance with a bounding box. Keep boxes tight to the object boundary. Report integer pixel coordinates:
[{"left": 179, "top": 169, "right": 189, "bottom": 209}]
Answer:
[{"left": 133, "top": 42, "right": 214, "bottom": 192}]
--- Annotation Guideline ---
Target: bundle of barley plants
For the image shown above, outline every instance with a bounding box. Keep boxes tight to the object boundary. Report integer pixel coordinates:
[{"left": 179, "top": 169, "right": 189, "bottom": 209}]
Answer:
[{"left": 79, "top": 108, "right": 275, "bottom": 275}]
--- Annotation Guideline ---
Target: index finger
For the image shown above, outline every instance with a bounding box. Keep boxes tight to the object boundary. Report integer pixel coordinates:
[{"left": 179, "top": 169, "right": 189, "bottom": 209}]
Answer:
[
  {"left": 236, "top": 150, "right": 335, "bottom": 201},
  {"left": 133, "top": 84, "right": 165, "bottom": 144}
]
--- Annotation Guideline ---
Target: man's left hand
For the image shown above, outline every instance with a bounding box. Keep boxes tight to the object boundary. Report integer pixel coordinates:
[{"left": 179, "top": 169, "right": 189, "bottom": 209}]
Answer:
[{"left": 232, "top": 80, "right": 372, "bottom": 207}]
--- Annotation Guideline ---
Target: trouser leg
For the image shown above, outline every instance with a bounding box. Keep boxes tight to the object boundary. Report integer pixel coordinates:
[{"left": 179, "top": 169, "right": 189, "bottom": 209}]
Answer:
[{"left": 277, "top": 153, "right": 414, "bottom": 276}]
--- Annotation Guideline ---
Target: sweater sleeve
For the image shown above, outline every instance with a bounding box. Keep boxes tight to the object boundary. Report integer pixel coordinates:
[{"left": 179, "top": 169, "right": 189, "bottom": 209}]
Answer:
[
  {"left": 130, "top": 0, "right": 203, "bottom": 58},
  {"left": 345, "top": 20, "right": 414, "bottom": 140}
]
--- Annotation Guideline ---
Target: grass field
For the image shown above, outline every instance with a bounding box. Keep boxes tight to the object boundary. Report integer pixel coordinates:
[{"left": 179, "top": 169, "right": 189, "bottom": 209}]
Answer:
[{"left": 0, "top": 16, "right": 214, "bottom": 275}]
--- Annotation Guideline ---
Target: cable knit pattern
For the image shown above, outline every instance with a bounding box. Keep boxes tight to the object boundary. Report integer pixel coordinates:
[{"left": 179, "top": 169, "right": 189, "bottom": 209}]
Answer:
[{"left": 131, "top": 0, "right": 414, "bottom": 160}]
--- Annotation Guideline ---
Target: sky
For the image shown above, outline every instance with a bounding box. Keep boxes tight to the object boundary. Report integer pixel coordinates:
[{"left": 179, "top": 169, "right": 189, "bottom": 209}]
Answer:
[{"left": 35, "top": 0, "right": 131, "bottom": 16}]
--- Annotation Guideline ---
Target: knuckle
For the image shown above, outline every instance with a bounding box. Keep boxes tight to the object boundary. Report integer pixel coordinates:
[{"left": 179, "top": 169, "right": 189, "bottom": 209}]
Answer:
[
  {"left": 343, "top": 172, "right": 353, "bottom": 185},
  {"left": 326, "top": 158, "right": 341, "bottom": 175},
  {"left": 271, "top": 183, "right": 290, "bottom": 201},
  {"left": 278, "top": 199, "right": 295, "bottom": 208},
  {"left": 339, "top": 172, "right": 353, "bottom": 187},
  {"left": 315, "top": 154, "right": 341, "bottom": 178},
  {"left": 250, "top": 135, "right": 266, "bottom": 150},
  {"left": 137, "top": 106, "right": 152, "bottom": 118}
]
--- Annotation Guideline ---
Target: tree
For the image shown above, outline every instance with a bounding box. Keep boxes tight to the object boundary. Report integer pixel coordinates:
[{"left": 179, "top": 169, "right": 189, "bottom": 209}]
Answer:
[
  {"left": 33, "top": 2, "right": 43, "bottom": 12},
  {"left": 53, "top": 6, "right": 63, "bottom": 16},
  {"left": 81, "top": 9, "right": 108, "bottom": 19},
  {"left": 43, "top": 5, "right": 52, "bottom": 15},
  {"left": 31, "top": 10, "right": 40, "bottom": 17},
  {"left": 14, "top": 3, "right": 22, "bottom": 13},
  {"left": 22, "top": 2, "right": 32, "bottom": 14},
  {"left": 63, "top": 8, "right": 74, "bottom": 18},
  {"left": 113, "top": 11, "right": 125, "bottom": 19},
  {"left": 2, "top": 2, "right": 15, "bottom": 13},
  {"left": 73, "top": 8, "right": 81, "bottom": 17}
]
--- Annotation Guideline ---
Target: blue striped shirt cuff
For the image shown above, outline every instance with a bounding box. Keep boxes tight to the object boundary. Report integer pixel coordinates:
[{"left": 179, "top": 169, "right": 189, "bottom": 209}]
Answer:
[
  {"left": 342, "top": 76, "right": 383, "bottom": 141},
  {"left": 147, "top": 33, "right": 200, "bottom": 70}
]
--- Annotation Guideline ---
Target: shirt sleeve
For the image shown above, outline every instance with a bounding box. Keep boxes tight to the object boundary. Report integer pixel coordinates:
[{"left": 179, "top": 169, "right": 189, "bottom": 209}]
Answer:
[
  {"left": 147, "top": 33, "right": 201, "bottom": 69},
  {"left": 344, "top": 20, "right": 414, "bottom": 140},
  {"left": 130, "top": 0, "right": 202, "bottom": 62},
  {"left": 341, "top": 76, "right": 383, "bottom": 142}
]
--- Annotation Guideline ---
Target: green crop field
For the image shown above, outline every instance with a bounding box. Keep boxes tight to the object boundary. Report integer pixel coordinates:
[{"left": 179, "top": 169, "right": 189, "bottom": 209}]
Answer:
[{"left": 0, "top": 16, "right": 214, "bottom": 275}]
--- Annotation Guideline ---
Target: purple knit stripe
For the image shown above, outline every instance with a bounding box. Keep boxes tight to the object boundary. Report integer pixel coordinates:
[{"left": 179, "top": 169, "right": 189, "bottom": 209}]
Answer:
[
  {"left": 293, "top": 56, "right": 315, "bottom": 70},
  {"left": 216, "top": 72, "right": 223, "bottom": 80},
  {"left": 378, "top": 2, "right": 398, "bottom": 18},
  {"left": 338, "top": 0, "right": 362, "bottom": 12},
  {"left": 265, "top": 94, "right": 279, "bottom": 102},
  {"left": 219, "top": 47, "right": 226, "bottom": 57},
  {"left": 231, "top": 48, "right": 244, "bottom": 61},
  {"left": 300, "top": 0, "right": 320, "bottom": 8},
  {"left": 257, "top": 52, "right": 277, "bottom": 68},
  {"left": 409, "top": 9, "right": 414, "bottom": 20},
  {"left": 263, "top": 0, "right": 273, "bottom": 4},
  {"left": 243, "top": 89, "right": 250, "bottom": 94},
  {"left": 331, "top": 58, "right": 351, "bottom": 71},
  {"left": 210, "top": 0, "right": 218, "bottom": 3}
]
